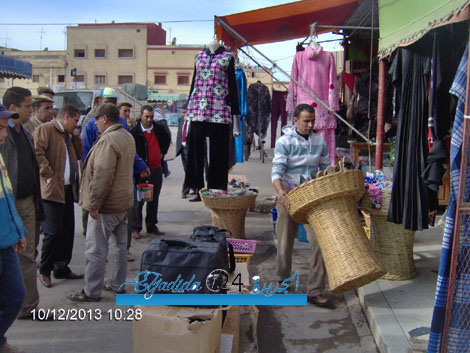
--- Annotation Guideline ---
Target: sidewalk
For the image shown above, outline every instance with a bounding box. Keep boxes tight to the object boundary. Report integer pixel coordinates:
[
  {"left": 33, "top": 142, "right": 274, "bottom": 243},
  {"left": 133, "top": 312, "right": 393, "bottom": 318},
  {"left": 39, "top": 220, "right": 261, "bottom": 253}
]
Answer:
[{"left": 357, "top": 222, "right": 443, "bottom": 353}]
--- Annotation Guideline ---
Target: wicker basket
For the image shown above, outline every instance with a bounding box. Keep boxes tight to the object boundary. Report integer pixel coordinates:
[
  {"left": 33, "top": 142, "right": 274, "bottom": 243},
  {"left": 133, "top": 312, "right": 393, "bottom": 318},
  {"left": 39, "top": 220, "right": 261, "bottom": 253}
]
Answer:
[
  {"left": 361, "top": 189, "right": 417, "bottom": 280},
  {"left": 200, "top": 189, "right": 258, "bottom": 239},
  {"left": 286, "top": 170, "right": 387, "bottom": 295}
]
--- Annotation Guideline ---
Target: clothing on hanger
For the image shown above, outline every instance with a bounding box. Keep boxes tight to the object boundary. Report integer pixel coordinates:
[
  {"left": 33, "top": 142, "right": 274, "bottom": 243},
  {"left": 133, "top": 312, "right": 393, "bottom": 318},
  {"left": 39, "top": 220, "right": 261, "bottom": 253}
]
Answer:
[
  {"left": 271, "top": 90, "right": 288, "bottom": 148},
  {"left": 246, "top": 81, "right": 271, "bottom": 140}
]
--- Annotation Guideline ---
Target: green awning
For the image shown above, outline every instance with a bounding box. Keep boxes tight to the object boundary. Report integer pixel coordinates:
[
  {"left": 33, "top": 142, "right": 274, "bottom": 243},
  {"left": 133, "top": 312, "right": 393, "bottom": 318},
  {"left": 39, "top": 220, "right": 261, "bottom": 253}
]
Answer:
[
  {"left": 147, "top": 91, "right": 187, "bottom": 102},
  {"left": 378, "top": 0, "right": 470, "bottom": 57}
]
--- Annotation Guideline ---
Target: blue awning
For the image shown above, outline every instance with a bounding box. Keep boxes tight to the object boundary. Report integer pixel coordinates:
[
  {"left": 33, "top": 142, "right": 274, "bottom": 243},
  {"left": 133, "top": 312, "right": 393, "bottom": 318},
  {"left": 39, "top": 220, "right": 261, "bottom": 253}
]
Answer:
[{"left": 0, "top": 55, "right": 32, "bottom": 79}]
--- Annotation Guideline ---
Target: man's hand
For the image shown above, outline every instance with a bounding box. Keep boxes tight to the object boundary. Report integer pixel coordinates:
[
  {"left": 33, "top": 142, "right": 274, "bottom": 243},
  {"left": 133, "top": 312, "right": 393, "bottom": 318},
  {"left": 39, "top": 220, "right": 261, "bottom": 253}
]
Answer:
[
  {"left": 140, "top": 168, "right": 150, "bottom": 179},
  {"left": 90, "top": 209, "right": 100, "bottom": 220},
  {"left": 15, "top": 238, "right": 27, "bottom": 253},
  {"left": 277, "top": 189, "right": 290, "bottom": 210}
]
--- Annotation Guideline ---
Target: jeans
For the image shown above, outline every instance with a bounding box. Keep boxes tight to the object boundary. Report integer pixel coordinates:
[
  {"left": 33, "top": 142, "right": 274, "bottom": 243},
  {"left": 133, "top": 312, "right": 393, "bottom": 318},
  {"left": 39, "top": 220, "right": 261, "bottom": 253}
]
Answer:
[{"left": 0, "top": 246, "right": 26, "bottom": 345}]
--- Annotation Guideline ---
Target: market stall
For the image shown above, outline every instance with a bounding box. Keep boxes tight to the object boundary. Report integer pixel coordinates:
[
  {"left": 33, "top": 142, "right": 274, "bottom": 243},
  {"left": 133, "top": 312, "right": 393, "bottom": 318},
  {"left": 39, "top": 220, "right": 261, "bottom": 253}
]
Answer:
[{"left": 0, "top": 55, "right": 32, "bottom": 79}]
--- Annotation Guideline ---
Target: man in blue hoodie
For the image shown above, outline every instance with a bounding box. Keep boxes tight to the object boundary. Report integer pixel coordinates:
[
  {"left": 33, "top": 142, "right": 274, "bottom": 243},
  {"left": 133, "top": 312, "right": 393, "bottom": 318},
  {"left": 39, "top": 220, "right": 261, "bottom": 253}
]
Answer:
[
  {"left": 0, "top": 104, "right": 27, "bottom": 353},
  {"left": 272, "top": 103, "right": 332, "bottom": 308}
]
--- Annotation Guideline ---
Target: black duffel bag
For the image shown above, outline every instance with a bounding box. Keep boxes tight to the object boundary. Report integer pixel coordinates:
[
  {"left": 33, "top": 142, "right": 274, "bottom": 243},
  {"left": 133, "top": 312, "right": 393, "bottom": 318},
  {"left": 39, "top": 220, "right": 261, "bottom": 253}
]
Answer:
[
  {"left": 139, "top": 237, "right": 228, "bottom": 295},
  {"left": 191, "top": 225, "right": 236, "bottom": 273}
]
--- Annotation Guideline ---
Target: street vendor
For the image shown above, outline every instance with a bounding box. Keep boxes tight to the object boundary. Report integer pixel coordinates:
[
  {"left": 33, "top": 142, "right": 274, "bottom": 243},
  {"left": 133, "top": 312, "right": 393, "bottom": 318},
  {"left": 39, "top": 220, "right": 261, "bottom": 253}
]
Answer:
[{"left": 271, "top": 103, "right": 332, "bottom": 308}]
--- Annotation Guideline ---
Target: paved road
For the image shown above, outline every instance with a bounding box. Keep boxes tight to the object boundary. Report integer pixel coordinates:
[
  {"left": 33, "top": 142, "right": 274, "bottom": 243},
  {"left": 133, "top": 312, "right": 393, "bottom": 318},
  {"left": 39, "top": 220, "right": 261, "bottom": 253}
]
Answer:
[{"left": 8, "top": 151, "right": 377, "bottom": 353}]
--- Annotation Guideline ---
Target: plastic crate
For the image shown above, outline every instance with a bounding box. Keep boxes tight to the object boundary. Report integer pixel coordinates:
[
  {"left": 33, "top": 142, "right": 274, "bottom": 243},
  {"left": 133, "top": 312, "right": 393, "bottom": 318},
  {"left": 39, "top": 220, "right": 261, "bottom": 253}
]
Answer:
[
  {"left": 227, "top": 238, "right": 257, "bottom": 254},
  {"left": 233, "top": 254, "right": 252, "bottom": 266}
]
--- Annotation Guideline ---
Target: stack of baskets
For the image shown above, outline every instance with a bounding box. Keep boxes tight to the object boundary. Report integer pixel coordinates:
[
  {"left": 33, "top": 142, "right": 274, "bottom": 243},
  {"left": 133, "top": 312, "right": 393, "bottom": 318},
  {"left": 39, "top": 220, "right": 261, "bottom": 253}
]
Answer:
[
  {"left": 286, "top": 170, "right": 387, "bottom": 295},
  {"left": 227, "top": 238, "right": 257, "bottom": 265},
  {"left": 200, "top": 189, "right": 258, "bottom": 239},
  {"left": 360, "top": 188, "right": 417, "bottom": 280}
]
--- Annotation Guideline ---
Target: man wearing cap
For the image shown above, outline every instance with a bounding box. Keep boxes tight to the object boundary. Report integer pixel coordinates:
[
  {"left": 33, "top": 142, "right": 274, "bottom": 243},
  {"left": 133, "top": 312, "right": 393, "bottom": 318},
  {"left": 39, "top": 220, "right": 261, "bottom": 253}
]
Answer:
[
  {"left": 80, "top": 87, "right": 118, "bottom": 134},
  {"left": 118, "top": 101, "right": 135, "bottom": 129},
  {"left": 68, "top": 103, "right": 135, "bottom": 302},
  {"left": 0, "top": 103, "right": 28, "bottom": 353},
  {"left": 33, "top": 104, "right": 83, "bottom": 288},
  {"left": 23, "top": 95, "right": 54, "bottom": 134},
  {"left": 0, "top": 87, "right": 45, "bottom": 320},
  {"left": 37, "top": 86, "right": 55, "bottom": 99}
]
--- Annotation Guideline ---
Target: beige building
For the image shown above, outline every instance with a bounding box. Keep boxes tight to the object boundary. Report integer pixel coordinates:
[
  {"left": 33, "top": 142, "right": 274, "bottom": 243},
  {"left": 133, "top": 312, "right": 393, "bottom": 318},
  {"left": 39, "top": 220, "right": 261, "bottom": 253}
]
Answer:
[{"left": 0, "top": 47, "right": 66, "bottom": 96}]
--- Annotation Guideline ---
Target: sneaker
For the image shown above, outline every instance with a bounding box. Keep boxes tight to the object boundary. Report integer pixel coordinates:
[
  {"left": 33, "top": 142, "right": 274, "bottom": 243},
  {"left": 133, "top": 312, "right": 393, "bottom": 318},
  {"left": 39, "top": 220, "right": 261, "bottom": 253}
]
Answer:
[{"left": 127, "top": 250, "right": 135, "bottom": 262}]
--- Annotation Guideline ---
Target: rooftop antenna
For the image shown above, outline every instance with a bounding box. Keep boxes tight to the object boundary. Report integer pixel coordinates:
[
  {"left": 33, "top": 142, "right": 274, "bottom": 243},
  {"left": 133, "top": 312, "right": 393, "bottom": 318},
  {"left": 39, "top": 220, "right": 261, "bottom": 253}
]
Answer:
[
  {"left": 2, "top": 33, "right": 11, "bottom": 48},
  {"left": 39, "top": 26, "right": 45, "bottom": 50}
]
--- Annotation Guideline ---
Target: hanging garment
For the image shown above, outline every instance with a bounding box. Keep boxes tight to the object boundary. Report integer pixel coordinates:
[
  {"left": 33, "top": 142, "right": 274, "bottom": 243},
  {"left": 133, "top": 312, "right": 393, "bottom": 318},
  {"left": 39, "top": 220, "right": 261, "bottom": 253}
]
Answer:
[
  {"left": 271, "top": 90, "right": 288, "bottom": 148},
  {"left": 387, "top": 45, "right": 431, "bottom": 231},
  {"left": 286, "top": 45, "right": 339, "bottom": 130},
  {"left": 424, "top": 29, "right": 466, "bottom": 211},
  {"left": 246, "top": 81, "right": 271, "bottom": 139},
  {"left": 186, "top": 47, "right": 240, "bottom": 124},
  {"left": 235, "top": 68, "right": 248, "bottom": 163},
  {"left": 427, "top": 45, "right": 470, "bottom": 353}
]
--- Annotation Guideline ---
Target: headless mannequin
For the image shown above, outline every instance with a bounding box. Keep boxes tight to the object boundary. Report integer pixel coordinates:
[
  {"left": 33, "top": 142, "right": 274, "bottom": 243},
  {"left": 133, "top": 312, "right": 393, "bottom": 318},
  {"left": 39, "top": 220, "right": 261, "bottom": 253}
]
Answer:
[{"left": 208, "top": 40, "right": 220, "bottom": 54}]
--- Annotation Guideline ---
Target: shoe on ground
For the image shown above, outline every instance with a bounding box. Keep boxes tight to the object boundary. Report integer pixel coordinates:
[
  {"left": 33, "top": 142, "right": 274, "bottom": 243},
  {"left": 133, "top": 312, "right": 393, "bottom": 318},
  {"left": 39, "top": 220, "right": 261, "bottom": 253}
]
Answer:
[
  {"left": 181, "top": 192, "right": 188, "bottom": 199},
  {"left": 68, "top": 289, "right": 101, "bottom": 302},
  {"left": 127, "top": 250, "right": 135, "bottom": 262},
  {"left": 189, "top": 189, "right": 197, "bottom": 195},
  {"left": 147, "top": 226, "right": 165, "bottom": 236},
  {"left": 54, "top": 272, "right": 84, "bottom": 280},
  {"left": 0, "top": 341, "right": 25, "bottom": 353},
  {"left": 103, "top": 283, "right": 126, "bottom": 294},
  {"left": 39, "top": 275, "right": 52, "bottom": 288},
  {"left": 307, "top": 295, "right": 335, "bottom": 309},
  {"left": 18, "top": 310, "right": 54, "bottom": 321},
  {"left": 164, "top": 170, "right": 171, "bottom": 178},
  {"left": 189, "top": 194, "right": 202, "bottom": 202},
  {"left": 131, "top": 231, "right": 141, "bottom": 239}
]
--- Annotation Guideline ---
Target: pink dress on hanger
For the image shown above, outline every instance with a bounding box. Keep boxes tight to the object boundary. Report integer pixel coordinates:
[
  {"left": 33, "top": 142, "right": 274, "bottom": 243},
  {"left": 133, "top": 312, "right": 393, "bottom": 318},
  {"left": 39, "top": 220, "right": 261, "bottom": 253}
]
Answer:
[{"left": 287, "top": 45, "right": 339, "bottom": 165}]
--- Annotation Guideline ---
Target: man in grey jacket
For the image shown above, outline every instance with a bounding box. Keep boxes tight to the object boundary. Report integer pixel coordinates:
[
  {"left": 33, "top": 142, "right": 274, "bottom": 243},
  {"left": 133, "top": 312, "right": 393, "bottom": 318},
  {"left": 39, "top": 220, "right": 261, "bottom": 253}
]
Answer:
[{"left": 69, "top": 103, "right": 135, "bottom": 301}]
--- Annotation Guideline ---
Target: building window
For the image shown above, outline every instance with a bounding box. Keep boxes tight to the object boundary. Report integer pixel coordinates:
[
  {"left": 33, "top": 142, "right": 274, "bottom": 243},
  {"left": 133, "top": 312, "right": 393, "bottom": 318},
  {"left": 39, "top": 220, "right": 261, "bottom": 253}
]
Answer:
[
  {"left": 94, "top": 49, "right": 106, "bottom": 58},
  {"left": 177, "top": 75, "right": 190, "bottom": 85},
  {"left": 118, "top": 49, "right": 133, "bottom": 58},
  {"left": 154, "top": 75, "right": 166, "bottom": 85},
  {"left": 74, "top": 49, "right": 85, "bottom": 58},
  {"left": 57, "top": 75, "right": 65, "bottom": 83},
  {"left": 74, "top": 75, "right": 85, "bottom": 83},
  {"left": 118, "top": 75, "right": 133, "bottom": 84},
  {"left": 94, "top": 75, "right": 106, "bottom": 84},
  {"left": 32, "top": 75, "right": 40, "bottom": 83}
]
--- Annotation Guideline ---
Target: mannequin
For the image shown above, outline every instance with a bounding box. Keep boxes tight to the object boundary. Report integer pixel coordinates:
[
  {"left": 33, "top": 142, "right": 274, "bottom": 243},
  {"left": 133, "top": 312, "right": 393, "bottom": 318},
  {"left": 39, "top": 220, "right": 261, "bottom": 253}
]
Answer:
[{"left": 184, "top": 43, "right": 240, "bottom": 197}]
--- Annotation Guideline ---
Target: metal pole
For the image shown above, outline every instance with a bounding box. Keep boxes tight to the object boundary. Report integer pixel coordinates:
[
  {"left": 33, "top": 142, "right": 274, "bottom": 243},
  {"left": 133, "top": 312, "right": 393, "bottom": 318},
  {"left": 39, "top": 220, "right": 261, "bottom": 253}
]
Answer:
[
  {"left": 216, "top": 17, "right": 374, "bottom": 145},
  {"left": 315, "top": 24, "right": 379, "bottom": 31},
  {"left": 238, "top": 47, "right": 289, "bottom": 91},
  {"left": 375, "top": 58, "right": 387, "bottom": 170}
]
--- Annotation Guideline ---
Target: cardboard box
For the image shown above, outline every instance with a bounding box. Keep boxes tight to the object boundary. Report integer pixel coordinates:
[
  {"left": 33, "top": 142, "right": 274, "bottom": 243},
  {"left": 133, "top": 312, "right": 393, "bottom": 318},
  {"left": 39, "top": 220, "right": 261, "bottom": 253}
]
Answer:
[
  {"left": 134, "top": 306, "right": 222, "bottom": 353},
  {"left": 220, "top": 306, "right": 240, "bottom": 353}
]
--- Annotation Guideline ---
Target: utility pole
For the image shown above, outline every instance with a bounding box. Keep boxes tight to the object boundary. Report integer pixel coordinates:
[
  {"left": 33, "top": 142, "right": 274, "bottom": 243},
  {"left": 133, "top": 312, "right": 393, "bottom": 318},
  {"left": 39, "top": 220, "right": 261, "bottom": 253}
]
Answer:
[
  {"left": 1, "top": 33, "right": 11, "bottom": 48},
  {"left": 39, "top": 26, "right": 45, "bottom": 50}
]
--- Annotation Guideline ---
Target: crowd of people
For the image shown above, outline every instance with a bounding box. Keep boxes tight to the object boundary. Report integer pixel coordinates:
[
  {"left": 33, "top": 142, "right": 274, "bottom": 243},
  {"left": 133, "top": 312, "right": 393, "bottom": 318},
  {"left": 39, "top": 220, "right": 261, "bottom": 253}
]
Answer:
[{"left": 0, "top": 86, "right": 173, "bottom": 353}]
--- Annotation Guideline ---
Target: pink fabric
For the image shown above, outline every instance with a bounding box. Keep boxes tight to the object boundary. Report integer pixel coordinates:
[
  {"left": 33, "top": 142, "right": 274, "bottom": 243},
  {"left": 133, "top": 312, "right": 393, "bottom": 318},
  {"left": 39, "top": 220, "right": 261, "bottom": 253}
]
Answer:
[
  {"left": 287, "top": 45, "right": 339, "bottom": 130},
  {"left": 316, "top": 128, "right": 336, "bottom": 166}
]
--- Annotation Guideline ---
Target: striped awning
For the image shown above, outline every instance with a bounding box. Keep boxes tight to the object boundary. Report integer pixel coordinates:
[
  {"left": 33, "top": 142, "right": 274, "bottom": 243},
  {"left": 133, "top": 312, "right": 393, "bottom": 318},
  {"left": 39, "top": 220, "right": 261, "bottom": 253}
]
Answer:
[{"left": 0, "top": 55, "right": 32, "bottom": 79}]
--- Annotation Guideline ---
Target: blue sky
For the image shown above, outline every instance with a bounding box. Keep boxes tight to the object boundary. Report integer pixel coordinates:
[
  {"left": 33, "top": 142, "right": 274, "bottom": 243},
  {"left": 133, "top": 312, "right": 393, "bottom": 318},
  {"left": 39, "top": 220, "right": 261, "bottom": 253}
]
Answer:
[{"left": 0, "top": 0, "right": 343, "bottom": 78}]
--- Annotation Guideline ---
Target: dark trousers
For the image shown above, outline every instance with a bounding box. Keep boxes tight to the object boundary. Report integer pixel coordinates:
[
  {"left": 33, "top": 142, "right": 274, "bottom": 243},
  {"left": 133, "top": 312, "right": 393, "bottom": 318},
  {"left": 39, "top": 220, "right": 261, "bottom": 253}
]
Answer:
[
  {"left": 180, "top": 145, "right": 190, "bottom": 194},
  {"left": 39, "top": 186, "right": 75, "bottom": 277},
  {"left": 184, "top": 121, "right": 229, "bottom": 190},
  {"left": 271, "top": 90, "right": 288, "bottom": 148},
  {"left": 134, "top": 167, "right": 162, "bottom": 232}
]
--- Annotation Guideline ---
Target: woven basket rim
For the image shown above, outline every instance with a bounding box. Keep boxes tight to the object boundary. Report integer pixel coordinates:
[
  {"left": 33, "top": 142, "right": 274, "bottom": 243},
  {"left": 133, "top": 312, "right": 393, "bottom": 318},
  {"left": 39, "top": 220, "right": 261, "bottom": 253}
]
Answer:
[{"left": 200, "top": 188, "right": 258, "bottom": 210}]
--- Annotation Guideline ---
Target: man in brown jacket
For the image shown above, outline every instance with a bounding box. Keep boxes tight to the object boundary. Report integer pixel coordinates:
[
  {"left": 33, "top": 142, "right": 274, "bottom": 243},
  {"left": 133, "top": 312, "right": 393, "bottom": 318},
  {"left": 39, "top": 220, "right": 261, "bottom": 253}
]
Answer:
[
  {"left": 69, "top": 103, "right": 135, "bottom": 301},
  {"left": 33, "top": 104, "right": 83, "bottom": 288}
]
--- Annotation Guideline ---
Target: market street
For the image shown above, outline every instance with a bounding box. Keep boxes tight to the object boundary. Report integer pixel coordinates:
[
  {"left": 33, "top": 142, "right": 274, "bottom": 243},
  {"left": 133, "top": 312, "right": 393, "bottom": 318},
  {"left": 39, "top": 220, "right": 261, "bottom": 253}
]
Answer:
[{"left": 7, "top": 151, "right": 377, "bottom": 353}]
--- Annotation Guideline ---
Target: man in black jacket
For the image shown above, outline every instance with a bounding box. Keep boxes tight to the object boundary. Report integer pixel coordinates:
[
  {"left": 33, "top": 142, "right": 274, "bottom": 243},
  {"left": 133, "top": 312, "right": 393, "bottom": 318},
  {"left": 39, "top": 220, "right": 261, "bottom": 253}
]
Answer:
[{"left": 130, "top": 105, "right": 171, "bottom": 237}]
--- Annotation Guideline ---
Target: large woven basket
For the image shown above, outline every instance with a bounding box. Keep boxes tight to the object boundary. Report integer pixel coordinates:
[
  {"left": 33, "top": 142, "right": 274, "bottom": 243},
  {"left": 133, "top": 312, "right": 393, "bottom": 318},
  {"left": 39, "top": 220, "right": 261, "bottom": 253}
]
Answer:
[
  {"left": 361, "top": 189, "right": 417, "bottom": 280},
  {"left": 200, "top": 189, "right": 258, "bottom": 239},
  {"left": 286, "top": 170, "right": 387, "bottom": 295}
]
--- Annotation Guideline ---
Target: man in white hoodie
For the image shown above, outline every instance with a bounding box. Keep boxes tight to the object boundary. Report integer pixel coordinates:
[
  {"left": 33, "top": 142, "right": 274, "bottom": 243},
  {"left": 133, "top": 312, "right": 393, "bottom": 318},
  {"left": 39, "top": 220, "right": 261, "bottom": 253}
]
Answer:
[{"left": 272, "top": 103, "right": 332, "bottom": 307}]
